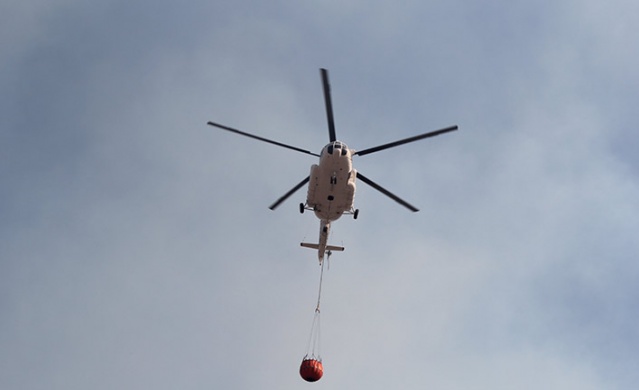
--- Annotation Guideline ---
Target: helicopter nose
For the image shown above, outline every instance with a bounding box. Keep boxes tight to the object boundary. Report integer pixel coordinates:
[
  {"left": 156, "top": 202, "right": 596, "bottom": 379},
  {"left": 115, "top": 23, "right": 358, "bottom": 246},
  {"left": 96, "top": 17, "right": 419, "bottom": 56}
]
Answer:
[{"left": 323, "top": 142, "right": 350, "bottom": 157}]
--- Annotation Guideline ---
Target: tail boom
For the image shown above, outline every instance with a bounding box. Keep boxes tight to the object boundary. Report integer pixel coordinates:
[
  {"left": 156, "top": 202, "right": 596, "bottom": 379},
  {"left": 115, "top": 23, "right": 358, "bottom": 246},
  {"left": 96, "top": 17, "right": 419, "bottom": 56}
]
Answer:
[{"left": 301, "top": 220, "right": 343, "bottom": 263}]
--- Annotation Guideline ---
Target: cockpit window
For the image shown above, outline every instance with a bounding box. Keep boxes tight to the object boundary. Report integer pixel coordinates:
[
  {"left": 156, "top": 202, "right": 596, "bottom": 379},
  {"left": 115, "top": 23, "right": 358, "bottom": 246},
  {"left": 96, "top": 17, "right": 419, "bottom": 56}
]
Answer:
[{"left": 324, "top": 142, "right": 348, "bottom": 156}]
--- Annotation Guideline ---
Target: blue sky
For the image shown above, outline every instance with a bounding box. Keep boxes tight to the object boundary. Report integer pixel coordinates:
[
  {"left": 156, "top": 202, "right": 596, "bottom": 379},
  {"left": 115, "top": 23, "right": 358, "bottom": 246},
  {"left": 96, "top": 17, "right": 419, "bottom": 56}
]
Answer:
[{"left": 2, "top": 1, "right": 639, "bottom": 389}]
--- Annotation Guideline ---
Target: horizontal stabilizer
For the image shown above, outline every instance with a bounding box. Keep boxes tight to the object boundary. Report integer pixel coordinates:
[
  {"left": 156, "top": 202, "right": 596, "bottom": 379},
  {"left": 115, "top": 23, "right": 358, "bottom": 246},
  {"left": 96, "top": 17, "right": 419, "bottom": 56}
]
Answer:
[{"left": 300, "top": 243, "right": 345, "bottom": 251}]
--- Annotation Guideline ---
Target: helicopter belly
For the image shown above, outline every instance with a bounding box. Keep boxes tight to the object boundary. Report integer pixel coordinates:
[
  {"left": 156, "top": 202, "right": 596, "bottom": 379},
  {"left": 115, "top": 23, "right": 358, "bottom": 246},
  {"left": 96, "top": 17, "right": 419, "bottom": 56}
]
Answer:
[{"left": 307, "top": 159, "right": 356, "bottom": 221}]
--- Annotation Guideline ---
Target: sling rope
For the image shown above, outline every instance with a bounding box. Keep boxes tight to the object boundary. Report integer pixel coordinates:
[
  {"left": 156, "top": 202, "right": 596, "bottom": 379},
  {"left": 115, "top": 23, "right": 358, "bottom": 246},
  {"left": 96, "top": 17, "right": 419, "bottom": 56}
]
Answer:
[
  {"left": 316, "top": 252, "right": 326, "bottom": 311},
  {"left": 305, "top": 250, "right": 330, "bottom": 360}
]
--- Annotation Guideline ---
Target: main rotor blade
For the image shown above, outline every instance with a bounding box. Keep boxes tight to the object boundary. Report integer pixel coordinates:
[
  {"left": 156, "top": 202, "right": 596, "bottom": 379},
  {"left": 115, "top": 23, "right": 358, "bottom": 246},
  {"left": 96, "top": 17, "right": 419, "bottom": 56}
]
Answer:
[
  {"left": 269, "top": 176, "right": 310, "bottom": 210},
  {"left": 207, "top": 121, "right": 320, "bottom": 157},
  {"left": 356, "top": 172, "right": 419, "bottom": 212},
  {"left": 353, "top": 125, "right": 458, "bottom": 157},
  {"left": 320, "top": 68, "right": 337, "bottom": 142}
]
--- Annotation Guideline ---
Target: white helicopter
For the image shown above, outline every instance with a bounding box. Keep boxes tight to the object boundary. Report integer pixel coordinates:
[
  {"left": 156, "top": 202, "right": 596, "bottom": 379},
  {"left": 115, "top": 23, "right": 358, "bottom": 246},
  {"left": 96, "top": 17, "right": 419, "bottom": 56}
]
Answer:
[{"left": 208, "top": 69, "right": 457, "bottom": 263}]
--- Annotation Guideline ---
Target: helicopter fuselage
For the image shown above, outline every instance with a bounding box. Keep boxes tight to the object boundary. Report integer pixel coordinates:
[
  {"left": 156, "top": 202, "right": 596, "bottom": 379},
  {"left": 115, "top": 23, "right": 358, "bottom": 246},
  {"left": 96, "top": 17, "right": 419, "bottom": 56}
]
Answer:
[
  {"left": 306, "top": 141, "right": 357, "bottom": 221},
  {"left": 299, "top": 141, "right": 357, "bottom": 263}
]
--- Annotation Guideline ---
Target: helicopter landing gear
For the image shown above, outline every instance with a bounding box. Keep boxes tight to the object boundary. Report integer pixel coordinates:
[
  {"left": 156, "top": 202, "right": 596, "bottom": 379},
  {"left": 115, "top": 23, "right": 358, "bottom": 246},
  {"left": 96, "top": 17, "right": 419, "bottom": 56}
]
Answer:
[
  {"left": 300, "top": 203, "right": 305, "bottom": 214},
  {"left": 353, "top": 209, "right": 359, "bottom": 219}
]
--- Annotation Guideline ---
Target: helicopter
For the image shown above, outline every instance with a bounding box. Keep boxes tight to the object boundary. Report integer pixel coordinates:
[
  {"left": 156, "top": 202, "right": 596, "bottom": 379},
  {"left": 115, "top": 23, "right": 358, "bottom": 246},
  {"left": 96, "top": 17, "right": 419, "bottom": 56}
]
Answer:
[{"left": 208, "top": 68, "right": 457, "bottom": 263}]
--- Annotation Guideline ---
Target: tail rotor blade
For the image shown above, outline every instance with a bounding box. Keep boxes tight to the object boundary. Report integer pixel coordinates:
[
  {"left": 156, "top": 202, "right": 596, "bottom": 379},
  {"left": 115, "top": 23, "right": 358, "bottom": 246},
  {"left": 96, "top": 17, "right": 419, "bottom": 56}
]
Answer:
[
  {"left": 207, "top": 121, "right": 320, "bottom": 157},
  {"left": 269, "top": 176, "right": 310, "bottom": 210},
  {"left": 321, "top": 68, "right": 337, "bottom": 142},
  {"left": 356, "top": 172, "right": 419, "bottom": 212},
  {"left": 354, "top": 125, "right": 458, "bottom": 157}
]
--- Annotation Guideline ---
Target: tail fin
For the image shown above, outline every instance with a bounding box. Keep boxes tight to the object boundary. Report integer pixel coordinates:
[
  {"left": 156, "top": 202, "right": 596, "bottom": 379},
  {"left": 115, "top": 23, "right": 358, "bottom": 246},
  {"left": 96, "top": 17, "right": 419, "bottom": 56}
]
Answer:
[{"left": 300, "top": 243, "right": 345, "bottom": 251}]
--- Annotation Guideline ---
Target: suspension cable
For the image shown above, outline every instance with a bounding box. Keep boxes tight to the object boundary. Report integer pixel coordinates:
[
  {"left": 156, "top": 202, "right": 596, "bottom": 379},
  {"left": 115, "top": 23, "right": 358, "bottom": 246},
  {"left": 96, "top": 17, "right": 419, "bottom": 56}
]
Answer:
[
  {"left": 305, "top": 250, "right": 330, "bottom": 360},
  {"left": 316, "top": 252, "right": 327, "bottom": 312}
]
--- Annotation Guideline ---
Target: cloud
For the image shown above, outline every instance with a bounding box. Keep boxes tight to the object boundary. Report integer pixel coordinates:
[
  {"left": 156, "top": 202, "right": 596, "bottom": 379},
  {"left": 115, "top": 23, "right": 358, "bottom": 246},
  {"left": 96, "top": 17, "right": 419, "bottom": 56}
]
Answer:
[{"left": 2, "top": 1, "right": 638, "bottom": 389}]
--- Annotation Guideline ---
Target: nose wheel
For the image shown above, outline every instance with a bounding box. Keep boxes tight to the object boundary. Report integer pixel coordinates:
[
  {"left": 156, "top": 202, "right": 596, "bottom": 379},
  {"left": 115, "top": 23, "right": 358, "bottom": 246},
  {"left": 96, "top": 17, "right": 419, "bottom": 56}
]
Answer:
[
  {"left": 300, "top": 203, "right": 305, "bottom": 214},
  {"left": 353, "top": 209, "right": 359, "bottom": 219}
]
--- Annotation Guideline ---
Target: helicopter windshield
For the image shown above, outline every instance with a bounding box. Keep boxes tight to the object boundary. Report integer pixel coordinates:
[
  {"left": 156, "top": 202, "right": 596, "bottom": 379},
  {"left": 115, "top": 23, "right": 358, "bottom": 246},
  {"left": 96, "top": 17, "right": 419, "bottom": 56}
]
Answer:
[{"left": 324, "top": 141, "right": 348, "bottom": 155}]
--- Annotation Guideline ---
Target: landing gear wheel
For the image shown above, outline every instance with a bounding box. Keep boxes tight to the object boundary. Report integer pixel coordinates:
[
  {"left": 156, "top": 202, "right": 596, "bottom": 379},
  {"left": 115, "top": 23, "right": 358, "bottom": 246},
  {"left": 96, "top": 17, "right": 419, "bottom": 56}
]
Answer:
[
  {"left": 299, "top": 203, "right": 305, "bottom": 214},
  {"left": 353, "top": 209, "right": 359, "bottom": 219}
]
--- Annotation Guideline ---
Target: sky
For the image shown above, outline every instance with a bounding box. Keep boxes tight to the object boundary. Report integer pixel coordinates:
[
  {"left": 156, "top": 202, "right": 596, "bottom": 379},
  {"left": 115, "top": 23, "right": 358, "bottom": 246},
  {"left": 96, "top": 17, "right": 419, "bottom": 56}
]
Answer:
[{"left": 2, "top": 1, "right": 639, "bottom": 389}]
